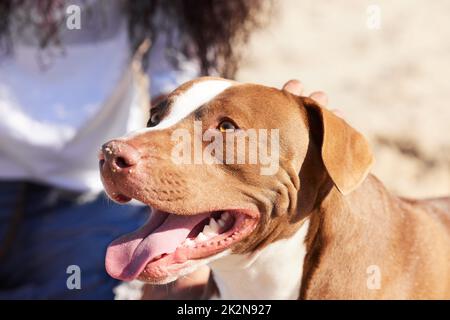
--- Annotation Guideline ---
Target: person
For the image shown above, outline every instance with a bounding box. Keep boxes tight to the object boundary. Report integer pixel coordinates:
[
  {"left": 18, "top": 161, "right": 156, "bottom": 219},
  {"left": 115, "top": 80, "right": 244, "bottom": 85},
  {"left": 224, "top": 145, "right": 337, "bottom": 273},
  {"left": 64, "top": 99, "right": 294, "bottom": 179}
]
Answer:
[{"left": 0, "top": 0, "right": 269, "bottom": 299}]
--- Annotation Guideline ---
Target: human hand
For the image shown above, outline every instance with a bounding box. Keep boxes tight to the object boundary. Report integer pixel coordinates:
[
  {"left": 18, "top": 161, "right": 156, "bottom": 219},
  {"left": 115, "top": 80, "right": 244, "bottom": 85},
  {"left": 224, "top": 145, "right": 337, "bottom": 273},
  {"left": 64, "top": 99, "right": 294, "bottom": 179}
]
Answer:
[{"left": 282, "top": 79, "right": 343, "bottom": 117}]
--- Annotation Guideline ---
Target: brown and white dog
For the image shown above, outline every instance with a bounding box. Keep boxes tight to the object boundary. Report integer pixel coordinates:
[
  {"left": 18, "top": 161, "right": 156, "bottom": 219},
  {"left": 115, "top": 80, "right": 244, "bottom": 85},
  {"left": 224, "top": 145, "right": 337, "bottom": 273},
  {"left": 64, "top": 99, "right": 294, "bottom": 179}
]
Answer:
[{"left": 99, "top": 77, "right": 450, "bottom": 299}]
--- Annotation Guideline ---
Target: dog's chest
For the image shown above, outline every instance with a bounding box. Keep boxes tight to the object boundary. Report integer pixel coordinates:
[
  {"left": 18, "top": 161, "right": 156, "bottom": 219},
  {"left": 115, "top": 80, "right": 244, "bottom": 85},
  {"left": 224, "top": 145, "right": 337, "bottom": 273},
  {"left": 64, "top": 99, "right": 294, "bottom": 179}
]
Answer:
[{"left": 209, "top": 220, "right": 310, "bottom": 300}]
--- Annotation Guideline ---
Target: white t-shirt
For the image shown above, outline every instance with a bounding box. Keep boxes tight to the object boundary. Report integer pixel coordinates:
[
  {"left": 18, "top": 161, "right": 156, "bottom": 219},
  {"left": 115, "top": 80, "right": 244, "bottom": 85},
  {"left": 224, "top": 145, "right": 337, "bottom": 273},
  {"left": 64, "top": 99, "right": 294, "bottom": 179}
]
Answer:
[{"left": 0, "top": 0, "right": 200, "bottom": 192}]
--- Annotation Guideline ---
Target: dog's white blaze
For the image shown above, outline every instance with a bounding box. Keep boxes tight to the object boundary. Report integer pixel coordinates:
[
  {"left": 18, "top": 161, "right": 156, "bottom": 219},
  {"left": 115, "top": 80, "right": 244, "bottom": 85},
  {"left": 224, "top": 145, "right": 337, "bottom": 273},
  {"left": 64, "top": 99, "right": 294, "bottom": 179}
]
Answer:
[
  {"left": 209, "top": 219, "right": 310, "bottom": 300},
  {"left": 125, "top": 79, "right": 233, "bottom": 138}
]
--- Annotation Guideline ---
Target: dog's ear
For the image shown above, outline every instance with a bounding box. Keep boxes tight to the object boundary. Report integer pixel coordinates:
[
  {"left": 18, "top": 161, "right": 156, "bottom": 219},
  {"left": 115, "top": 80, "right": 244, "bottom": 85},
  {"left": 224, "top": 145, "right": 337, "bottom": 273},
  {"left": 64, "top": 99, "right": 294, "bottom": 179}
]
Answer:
[{"left": 302, "top": 97, "right": 374, "bottom": 195}]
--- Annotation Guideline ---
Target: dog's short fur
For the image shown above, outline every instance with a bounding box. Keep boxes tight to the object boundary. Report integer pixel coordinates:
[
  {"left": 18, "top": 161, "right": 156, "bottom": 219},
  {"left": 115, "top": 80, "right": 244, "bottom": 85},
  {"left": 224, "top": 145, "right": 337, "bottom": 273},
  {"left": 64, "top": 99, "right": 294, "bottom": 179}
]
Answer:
[{"left": 100, "top": 77, "right": 450, "bottom": 299}]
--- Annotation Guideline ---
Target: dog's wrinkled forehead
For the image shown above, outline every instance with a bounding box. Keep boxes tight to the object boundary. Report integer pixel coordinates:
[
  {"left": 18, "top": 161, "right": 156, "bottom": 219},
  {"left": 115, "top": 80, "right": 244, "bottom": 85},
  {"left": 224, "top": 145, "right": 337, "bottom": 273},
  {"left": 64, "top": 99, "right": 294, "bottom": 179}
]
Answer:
[{"left": 150, "top": 77, "right": 236, "bottom": 130}]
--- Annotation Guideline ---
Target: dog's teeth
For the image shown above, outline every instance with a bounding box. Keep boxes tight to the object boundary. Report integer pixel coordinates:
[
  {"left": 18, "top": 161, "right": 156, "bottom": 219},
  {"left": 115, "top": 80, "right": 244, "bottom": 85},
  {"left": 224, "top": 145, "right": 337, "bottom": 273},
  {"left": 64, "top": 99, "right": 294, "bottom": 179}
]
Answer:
[
  {"left": 184, "top": 238, "right": 195, "bottom": 247},
  {"left": 209, "top": 219, "right": 220, "bottom": 232},
  {"left": 202, "top": 225, "right": 216, "bottom": 237},
  {"left": 222, "top": 212, "right": 230, "bottom": 220},
  {"left": 196, "top": 232, "right": 208, "bottom": 242},
  {"left": 217, "top": 219, "right": 225, "bottom": 227}
]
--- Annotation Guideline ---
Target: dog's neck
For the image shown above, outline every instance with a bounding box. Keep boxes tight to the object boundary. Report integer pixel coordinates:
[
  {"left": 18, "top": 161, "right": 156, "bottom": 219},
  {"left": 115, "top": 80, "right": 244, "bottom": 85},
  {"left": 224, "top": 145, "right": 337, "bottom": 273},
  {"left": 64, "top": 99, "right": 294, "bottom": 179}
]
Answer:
[{"left": 209, "top": 219, "right": 310, "bottom": 300}]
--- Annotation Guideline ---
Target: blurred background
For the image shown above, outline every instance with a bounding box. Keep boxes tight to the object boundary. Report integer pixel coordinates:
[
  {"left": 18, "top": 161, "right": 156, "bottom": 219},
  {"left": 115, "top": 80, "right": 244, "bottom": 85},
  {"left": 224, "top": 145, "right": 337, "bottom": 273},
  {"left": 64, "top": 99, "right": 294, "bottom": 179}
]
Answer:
[
  {"left": 238, "top": 0, "right": 450, "bottom": 198},
  {"left": 0, "top": 0, "right": 448, "bottom": 300}
]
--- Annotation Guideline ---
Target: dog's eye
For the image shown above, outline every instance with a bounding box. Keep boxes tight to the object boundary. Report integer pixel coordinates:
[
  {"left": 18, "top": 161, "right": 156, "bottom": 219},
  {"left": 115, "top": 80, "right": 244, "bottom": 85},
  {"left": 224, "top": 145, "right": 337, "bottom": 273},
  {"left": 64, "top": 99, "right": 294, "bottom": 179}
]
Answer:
[
  {"left": 147, "top": 112, "right": 161, "bottom": 127},
  {"left": 147, "top": 99, "right": 169, "bottom": 127},
  {"left": 218, "top": 120, "right": 237, "bottom": 132}
]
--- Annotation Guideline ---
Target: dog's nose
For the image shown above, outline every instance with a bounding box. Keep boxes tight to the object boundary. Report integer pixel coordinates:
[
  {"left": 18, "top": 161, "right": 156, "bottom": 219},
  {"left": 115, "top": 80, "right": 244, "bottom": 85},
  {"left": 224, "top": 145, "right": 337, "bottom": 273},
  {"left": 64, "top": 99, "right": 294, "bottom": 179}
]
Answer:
[{"left": 101, "top": 140, "right": 141, "bottom": 171}]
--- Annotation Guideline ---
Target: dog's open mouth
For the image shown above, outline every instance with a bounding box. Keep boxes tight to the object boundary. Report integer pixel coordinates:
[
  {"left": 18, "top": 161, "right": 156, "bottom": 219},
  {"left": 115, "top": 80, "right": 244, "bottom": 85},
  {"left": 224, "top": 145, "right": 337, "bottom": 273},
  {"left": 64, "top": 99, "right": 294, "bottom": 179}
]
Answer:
[{"left": 105, "top": 206, "right": 259, "bottom": 283}]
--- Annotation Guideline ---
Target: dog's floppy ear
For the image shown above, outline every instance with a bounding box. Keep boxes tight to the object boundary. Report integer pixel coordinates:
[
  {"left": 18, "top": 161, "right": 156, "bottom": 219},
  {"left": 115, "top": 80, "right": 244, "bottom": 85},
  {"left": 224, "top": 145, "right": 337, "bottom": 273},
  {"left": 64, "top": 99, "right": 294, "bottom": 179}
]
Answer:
[{"left": 302, "top": 97, "right": 374, "bottom": 195}]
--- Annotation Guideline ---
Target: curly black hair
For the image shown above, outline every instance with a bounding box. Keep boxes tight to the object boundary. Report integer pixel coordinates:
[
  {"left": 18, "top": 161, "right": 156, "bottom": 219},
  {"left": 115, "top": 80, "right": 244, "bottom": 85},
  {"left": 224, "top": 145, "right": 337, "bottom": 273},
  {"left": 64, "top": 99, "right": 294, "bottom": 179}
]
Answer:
[{"left": 0, "top": 0, "right": 272, "bottom": 78}]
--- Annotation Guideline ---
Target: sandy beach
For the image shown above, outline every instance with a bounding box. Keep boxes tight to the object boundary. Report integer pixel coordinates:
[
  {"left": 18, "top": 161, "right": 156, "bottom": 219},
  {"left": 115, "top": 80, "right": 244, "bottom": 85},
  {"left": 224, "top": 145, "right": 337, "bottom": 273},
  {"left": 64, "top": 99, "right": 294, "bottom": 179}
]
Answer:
[{"left": 237, "top": 0, "right": 450, "bottom": 198}]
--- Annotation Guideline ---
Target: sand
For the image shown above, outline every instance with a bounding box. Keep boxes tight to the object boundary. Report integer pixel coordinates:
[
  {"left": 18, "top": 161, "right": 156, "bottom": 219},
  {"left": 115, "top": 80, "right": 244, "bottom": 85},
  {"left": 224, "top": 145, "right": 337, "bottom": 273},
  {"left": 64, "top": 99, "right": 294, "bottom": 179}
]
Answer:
[{"left": 237, "top": 0, "right": 450, "bottom": 198}]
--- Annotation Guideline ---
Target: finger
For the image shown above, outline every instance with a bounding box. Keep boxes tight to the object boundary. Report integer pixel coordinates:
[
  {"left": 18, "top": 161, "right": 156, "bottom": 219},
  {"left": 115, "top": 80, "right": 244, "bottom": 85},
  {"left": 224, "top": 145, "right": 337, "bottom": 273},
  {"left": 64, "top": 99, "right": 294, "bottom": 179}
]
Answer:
[
  {"left": 282, "top": 79, "right": 304, "bottom": 96},
  {"left": 330, "top": 108, "right": 345, "bottom": 118},
  {"left": 309, "top": 91, "right": 328, "bottom": 106}
]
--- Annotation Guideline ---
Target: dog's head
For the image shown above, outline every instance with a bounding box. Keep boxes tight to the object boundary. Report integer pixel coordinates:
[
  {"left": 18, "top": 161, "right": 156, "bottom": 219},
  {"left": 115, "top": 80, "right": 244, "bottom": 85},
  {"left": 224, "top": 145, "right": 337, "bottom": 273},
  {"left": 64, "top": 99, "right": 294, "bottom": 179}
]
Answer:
[{"left": 100, "top": 77, "right": 373, "bottom": 284}]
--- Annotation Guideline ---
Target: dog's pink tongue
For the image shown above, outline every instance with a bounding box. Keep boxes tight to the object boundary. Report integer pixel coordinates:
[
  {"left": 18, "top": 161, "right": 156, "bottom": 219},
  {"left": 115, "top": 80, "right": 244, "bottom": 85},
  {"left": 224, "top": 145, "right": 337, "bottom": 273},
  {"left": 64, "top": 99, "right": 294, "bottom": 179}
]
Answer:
[{"left": 105, "top": 212, "right": 210, "bottom": 281}]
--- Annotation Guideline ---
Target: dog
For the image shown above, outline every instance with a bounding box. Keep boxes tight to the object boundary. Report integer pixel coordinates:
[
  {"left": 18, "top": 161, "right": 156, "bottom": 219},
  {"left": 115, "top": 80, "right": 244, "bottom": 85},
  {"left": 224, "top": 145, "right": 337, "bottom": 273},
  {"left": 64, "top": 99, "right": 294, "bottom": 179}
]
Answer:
[{"left": 99, "top": 77, "right": 450, "bottom": 299}]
